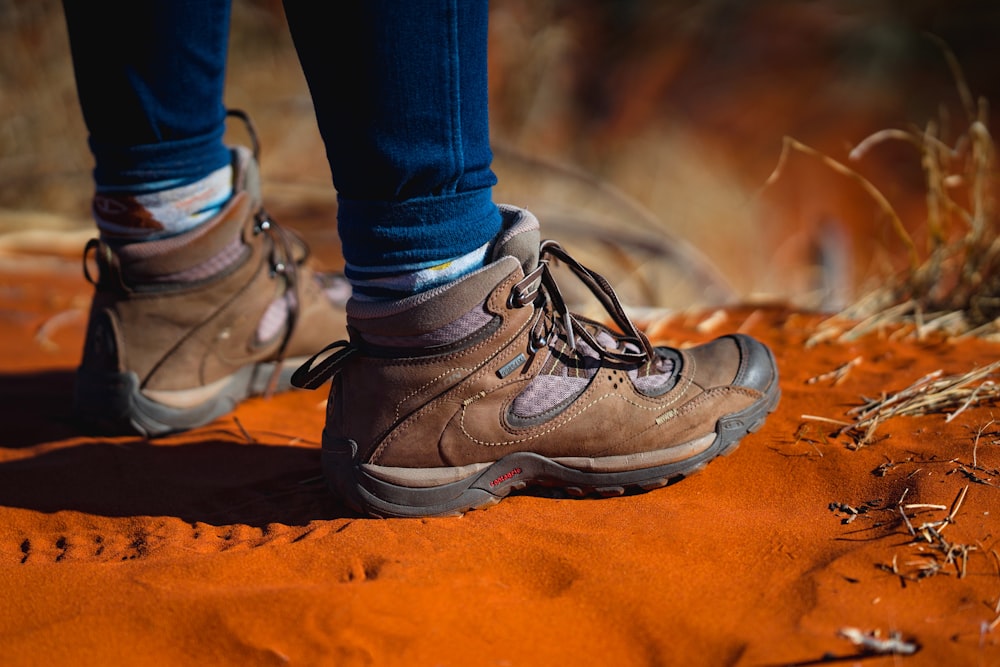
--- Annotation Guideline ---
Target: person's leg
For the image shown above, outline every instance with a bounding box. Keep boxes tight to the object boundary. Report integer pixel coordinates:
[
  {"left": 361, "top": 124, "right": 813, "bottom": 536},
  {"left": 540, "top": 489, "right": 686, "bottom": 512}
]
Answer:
[
  {"left": 63, "top": 0, "right": 345, "bottom": 436},
  {"left": 62, "top": 0, "right": 234, "bottom": 241},
  {"left": 285, "top": 0, "right": 781, "bottom": 517},
  {"left": 284, "top": 0, "right": 502, "bottom": 301}
]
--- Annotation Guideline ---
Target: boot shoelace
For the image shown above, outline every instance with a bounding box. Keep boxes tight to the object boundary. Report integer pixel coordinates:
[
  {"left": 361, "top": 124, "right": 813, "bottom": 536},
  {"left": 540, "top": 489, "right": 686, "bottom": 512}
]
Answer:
[
  {"left": 291, "top": 239, "right": 657, "bottom": 392},
  {"left": 231, "top": 108, "right": 305, "bottom": 396},
  {"left": 510, "top": 239, "right": 656, "bottom": 365},
  {"left": 253, "top": 207, "right": 305, "bottom": 397}
]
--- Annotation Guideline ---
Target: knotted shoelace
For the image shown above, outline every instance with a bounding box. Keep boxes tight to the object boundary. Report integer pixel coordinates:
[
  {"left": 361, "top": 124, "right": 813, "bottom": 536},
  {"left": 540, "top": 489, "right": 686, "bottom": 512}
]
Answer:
[
  {"left": 510, "top": 239, "right": 656, "bottom": 365},
  {"left": 292, "top": 238, "right": 659, "bottom": 391}
]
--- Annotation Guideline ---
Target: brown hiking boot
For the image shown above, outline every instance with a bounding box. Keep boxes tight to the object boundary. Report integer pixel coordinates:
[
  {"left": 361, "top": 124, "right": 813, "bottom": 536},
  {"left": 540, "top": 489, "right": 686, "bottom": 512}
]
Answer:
[
  {"left": 74, "top": 143, "right": 347, "bottom": 437},
  {"left": 293, "top": 206, "right": 779, "bottom": 518}
]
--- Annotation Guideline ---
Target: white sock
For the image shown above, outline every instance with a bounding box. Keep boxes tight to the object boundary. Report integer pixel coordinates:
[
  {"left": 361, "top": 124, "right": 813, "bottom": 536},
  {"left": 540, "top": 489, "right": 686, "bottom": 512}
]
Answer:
[
  {"left": 346, "top": 241, "right": 491, "bottom": 302},
  {"left": 93, "top": 163, "right": 234, "bottom": 243}
]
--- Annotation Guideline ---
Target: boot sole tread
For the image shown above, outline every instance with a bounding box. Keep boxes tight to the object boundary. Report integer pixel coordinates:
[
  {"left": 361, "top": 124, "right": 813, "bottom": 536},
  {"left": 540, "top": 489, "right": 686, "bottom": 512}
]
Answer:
[{"left": 325, "top": 378, "right": 781, "bottom": 519}]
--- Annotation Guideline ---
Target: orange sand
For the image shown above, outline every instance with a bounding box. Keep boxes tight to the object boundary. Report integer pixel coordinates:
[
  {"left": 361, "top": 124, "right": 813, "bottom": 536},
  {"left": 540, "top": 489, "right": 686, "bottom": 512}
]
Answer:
[{"left": 2, "top": 257, "right": 999, "bottom": 666}]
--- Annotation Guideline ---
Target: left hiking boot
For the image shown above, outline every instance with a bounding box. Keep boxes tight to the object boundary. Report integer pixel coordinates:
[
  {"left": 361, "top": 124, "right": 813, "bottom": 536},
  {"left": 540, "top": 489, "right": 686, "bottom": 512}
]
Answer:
[
  {"left": 74, "top": 143, "right": 347, "bottom": 437},
  {"left": 293, "top": 206, "right": 779, "bottom": 518}
]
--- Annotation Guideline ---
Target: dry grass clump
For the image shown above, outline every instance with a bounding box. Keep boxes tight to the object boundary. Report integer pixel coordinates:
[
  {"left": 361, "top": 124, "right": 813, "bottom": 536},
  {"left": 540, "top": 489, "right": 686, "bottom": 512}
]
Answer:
[
  {"left": 832, "top": 362, "right": 1000, "bottom": 447},
  {"left": 770, "top": 45, "right": 1000, "bottom": 345},
  {"left": 803, "top": 358, "right": 1000, "bottom": 451},
  {"left": 793, "top": 48, "right": 1000, "bottom": 451}
]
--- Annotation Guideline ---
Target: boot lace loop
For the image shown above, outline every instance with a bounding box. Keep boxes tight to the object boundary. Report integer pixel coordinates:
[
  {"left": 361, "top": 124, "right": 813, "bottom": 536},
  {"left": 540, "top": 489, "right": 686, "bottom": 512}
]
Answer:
[
  {"left": 253, "top": 206, "right": 307, "bottom": 395},
  {"left": 511, "top": 240, "right": 655, "bottom": 364}
]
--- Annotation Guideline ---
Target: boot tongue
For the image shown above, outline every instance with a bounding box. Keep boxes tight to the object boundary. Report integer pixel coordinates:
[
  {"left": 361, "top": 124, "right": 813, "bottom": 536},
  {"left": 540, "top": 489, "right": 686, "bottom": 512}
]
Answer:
[{"left": 490, "top": 205, "right": 540, "bottom": 275}]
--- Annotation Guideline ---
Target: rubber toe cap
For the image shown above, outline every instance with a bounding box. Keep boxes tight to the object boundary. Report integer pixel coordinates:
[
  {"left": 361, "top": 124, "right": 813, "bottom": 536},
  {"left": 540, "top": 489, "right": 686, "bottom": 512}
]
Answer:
[{"left": 729, "top": 333, "right": 778, "bottom": 394}]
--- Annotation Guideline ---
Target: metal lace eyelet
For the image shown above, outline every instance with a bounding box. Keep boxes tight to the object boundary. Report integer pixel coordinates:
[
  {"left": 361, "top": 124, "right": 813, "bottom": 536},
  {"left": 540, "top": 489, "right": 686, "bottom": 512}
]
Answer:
[
  {"left": 271, "top": 262, "right": 286, "bottom": 277},
  {"left": 528, "top": 335, "right": 547, "bottom": 353},
  {"left": 254, "top": 218, "right": 272, "bottom": 235}
]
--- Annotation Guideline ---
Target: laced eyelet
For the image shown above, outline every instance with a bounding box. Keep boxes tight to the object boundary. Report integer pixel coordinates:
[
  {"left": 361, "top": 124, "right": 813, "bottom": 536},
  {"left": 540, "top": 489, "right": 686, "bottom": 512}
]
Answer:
[
  {"left": 507, "top": 288, "right": 526, "bottom": 309},
  {"left": 82, "top": 238, "right": 101, "bottom": 285},
  {"left": 254, "top": 217, "right": 272, "bottom": 235}
]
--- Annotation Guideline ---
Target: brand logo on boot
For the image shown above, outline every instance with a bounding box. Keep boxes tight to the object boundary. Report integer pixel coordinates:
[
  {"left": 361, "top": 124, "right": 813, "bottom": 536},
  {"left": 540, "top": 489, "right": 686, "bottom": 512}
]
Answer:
[
  {"left": 497, "top": 353, "right": 527, "bottom": 378},
  {"left": 490, "top": 467, "right": 523, "bottom": 487}
]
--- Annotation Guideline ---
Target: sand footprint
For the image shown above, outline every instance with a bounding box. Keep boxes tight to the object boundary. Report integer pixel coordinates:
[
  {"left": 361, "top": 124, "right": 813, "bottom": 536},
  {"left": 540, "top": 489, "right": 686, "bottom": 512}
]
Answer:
[{"left": 11, "top": 513, "right": 350, "bottom": 565}]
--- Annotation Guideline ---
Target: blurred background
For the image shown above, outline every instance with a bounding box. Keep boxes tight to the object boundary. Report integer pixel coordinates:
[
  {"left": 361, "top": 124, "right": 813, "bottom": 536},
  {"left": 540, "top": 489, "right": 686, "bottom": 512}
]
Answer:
[{"left": 2, "top": 0, "right": 999, "bottom": 312}]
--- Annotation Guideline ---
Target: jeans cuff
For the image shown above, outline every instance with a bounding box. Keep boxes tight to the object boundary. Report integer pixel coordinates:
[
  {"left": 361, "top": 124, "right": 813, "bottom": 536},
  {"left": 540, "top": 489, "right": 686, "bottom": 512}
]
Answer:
[{"left": 337, "top": 187, "right": 502, "bottom": 268}]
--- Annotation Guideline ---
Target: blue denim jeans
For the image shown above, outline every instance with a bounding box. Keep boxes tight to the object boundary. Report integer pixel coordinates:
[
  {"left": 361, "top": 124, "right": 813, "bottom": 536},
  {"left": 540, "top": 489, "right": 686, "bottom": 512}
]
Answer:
[{"left": 62, "top": 0, "right": 502, "bottom": 267}]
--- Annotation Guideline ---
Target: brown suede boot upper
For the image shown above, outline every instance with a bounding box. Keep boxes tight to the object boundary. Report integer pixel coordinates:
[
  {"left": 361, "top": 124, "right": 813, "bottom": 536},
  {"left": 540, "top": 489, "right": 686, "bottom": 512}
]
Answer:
[
  {"left": 78, "top": 147, "right": 344, "bottom": 396},
  {"left": 307, "top": 207, "right": 771, "bottom": 473}
]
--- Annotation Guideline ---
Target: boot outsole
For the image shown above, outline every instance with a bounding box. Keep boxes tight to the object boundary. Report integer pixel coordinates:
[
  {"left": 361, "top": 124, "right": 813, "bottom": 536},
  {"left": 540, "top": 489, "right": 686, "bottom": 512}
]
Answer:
[
  {"left": 323, "top": 360, "right": 781, "bottom": 519},
  {"left": 73, "top": 359, "right": 306, "bottom": 438}
]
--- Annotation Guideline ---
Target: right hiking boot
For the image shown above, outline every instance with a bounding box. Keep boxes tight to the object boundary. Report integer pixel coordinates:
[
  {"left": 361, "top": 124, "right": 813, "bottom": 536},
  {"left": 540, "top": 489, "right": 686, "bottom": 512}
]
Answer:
[
  {"left": 74, "top": 144, "right": 347, "bottom": 437},
  {"left": 293, "top": 206, "right": 780, "bottom": 518}
]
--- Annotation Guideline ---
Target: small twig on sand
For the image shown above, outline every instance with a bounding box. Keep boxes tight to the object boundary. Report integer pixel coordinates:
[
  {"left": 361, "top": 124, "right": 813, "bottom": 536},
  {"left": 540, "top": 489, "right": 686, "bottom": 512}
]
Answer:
[
  {"left": 800, "top": 414, "right": 851, "bottom": 427},
  {"left": 805, "top": 356, "right": 862, "bottom": 386},
  {"left": 946, "top": 484, "right": 970, "bottom": 527},
  {"left": 972, "top": 419, "right": 995, "bottom": 467},
  {"left": 232, "top": 416, "right": 257, "bottom": 444},
  {"left": 34, "top": 308, "right": 84, "bottom": 351},
  {"left": 837, "top": 627, "right": 920, "bottom": 656}
]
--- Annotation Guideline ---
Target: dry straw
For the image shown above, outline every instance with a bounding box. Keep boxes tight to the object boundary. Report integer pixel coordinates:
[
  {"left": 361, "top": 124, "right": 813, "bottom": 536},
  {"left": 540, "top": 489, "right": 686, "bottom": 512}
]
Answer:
[
  {"left": 767, "top": 38, "right": 999, "bottom": 345},
  {"left": 786, "top": 41, "right": 1000, "bottom": 446},
  {"left": 830, "top": 362, "right": 1000, "bottom": 447}
]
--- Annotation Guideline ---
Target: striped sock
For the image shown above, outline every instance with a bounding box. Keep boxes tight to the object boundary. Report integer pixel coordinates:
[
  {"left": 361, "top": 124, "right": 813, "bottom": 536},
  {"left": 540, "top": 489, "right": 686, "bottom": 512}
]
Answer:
[
  {"left": 93, "top": 163, "right": 234, "bottom": 243},
  {"left": 346, "top": 241, "right": 491, "bottom": 302}
]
